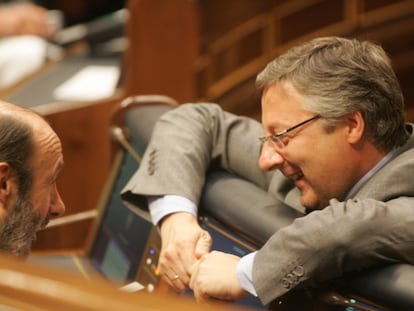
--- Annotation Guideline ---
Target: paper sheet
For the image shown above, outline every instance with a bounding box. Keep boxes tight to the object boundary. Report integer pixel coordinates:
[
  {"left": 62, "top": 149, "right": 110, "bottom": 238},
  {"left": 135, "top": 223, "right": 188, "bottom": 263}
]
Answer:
[
  {"left": 53, "top": 65, "right": 120, "bottom": 102},
  {"left": 0, "top": 36, "right": 48, "bottom": 89},
  {"left": 119, "top": 281, "right": 145, "bottom": 292}
]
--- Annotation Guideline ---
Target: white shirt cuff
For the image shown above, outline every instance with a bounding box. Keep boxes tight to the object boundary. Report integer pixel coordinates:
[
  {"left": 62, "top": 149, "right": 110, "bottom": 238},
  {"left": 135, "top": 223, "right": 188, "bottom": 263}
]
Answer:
[
  {"left": 236, "top": 251, "right": 258, "bottom": 296},
  {"left": 147, "top": 195, "right": 197, "bottom": 225}
]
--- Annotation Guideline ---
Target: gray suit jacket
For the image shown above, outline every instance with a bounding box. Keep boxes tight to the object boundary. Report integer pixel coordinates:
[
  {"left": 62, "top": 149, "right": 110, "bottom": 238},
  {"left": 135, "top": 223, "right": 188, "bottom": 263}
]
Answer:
[{"left": 122, "top": 103, "right": 414, "bottom": 304}]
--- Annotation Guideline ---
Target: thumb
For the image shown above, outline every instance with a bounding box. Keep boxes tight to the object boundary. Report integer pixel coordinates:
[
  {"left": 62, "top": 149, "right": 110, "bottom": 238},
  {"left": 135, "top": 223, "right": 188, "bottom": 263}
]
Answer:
[{"left": 194, "top": 230, "right": 212, "bottom": 259}]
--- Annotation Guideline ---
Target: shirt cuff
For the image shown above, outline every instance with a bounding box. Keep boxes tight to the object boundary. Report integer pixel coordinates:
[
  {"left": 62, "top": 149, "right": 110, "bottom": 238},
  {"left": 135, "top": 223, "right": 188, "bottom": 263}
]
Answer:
[
  {"left": 236, "top": 251, "right": 258, "bottom": 296},
  {"left": 147, "top": 195, "right": 197, "bottom": 226}
]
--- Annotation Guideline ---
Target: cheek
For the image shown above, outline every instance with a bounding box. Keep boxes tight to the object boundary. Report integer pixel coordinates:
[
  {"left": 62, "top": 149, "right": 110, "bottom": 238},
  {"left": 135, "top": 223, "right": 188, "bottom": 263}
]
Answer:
[
  {"left": 294, "top": 138, "right": 341, "bottom": 181},
  {"left": 30, "top": 190, "right": 51, "bottom": 219},
  {"left": 302, "top": 149, "right": 350, "bottom": 206},
  {"left": 304, "top": 142, "right": 344, "bottom": 185}
]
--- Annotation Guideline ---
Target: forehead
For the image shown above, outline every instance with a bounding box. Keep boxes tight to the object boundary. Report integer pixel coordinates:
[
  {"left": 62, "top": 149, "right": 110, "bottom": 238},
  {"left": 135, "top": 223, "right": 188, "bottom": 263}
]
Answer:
[
  {"left": 31, "top": 117, "right": 63, "bottom": 172},
  {"left": 261, "top": 82, "right": 309, "bottom": 128},
  {"left": 0, "top": 102, "right": 63, "bottom": 174}
]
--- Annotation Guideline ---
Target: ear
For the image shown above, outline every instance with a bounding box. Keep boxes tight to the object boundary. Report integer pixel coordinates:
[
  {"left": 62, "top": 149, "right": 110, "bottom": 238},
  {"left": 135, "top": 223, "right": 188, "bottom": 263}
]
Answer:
[
  {"left": 345, "top": 111, "right": 365, "bottom": 145},
  {"left": 0, "top": 162, "right": 13, "bottom": 218}
]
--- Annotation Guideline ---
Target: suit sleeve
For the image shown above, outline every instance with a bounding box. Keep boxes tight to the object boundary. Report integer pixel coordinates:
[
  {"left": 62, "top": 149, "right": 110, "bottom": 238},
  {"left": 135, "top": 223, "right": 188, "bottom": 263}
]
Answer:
[
  {"left": 122, "top": 103, "right": 270, "bottom": 208},
  {"left": 253, "top": 196, "right": 414, "bottom": 304}
]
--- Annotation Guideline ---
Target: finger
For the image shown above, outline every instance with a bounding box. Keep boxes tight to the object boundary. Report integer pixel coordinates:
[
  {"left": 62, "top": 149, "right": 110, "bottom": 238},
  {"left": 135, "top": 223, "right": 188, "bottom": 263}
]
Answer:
[
  {"left": 194, "top": 290, "right": 210, "bottom": 304},
  {"left": 179, "top": 230, "right": 211, "bottom": 275},
  {"left": 179, "top": 249, "right": 198, "bottom": 278},
  {"left": 166, "top": 273, "right": 187, "bottom": 292},
  {"left": 191, "top": 275, "right": 209, "bottom": 305},
  {"left": 194, "top": 230, "right": 212, "bottom": 259},
  {"left": 158, "top": 246, "right": 185, "bottom": 277},
  {"left": 189, "top": 260, "right": 200, "bottom": 290},
  {"left": 159, "top": 250, "right": 191, "bottom": 288}
]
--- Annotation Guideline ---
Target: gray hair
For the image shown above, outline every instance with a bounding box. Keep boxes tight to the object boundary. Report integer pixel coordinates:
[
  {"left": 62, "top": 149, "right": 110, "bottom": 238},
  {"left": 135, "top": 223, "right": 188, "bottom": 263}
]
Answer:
[
  {"left": 0, "top": 114, "right": 33, "bottom": 195},
  {"left": 256, "top": 36, "right": 408, "bottom": 152}
]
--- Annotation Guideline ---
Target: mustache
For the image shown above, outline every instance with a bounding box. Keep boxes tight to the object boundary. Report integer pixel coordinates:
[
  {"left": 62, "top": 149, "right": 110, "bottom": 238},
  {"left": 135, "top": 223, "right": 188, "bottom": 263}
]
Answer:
[{"left": 40, "top": 215, "right": 50, "bottom": 229}]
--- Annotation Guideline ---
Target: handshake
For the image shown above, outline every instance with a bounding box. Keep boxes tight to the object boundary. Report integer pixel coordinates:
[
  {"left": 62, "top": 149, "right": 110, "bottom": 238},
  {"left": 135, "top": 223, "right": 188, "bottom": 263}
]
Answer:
[{"left": 157, "top": 212, "right": 250, "bottom": 304}]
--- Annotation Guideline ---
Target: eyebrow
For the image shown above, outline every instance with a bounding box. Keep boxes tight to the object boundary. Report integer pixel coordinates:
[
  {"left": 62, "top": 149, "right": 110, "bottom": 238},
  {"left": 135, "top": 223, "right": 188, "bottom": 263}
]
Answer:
[
  {"left": 47, "top": 161, "right": 65, "bottom": 184},
  {"left": 55, "top": 161, "right": 64, "bottom": 177}
]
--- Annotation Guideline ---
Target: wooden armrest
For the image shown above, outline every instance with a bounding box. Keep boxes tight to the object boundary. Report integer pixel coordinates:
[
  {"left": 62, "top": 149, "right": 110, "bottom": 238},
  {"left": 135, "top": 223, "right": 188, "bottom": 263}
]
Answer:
[{"left": 45, "top": 209, "right": 98, "bottom": 229}]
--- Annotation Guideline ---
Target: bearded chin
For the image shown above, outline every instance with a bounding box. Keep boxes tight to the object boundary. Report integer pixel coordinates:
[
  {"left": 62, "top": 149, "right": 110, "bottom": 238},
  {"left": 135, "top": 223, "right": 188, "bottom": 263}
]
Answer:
[{"left": 0, "top": 195, "right": 42, "bottom": 258}]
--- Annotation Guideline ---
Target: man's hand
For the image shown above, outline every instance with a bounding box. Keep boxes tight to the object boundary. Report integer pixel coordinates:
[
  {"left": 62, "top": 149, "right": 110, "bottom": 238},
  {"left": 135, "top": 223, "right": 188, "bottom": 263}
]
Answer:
[
  {"left": 158, "top": 212, "right": 212, "bottom": 291},
  {"left": 189, "top": 251, "right": 249, "bottom": 303}
]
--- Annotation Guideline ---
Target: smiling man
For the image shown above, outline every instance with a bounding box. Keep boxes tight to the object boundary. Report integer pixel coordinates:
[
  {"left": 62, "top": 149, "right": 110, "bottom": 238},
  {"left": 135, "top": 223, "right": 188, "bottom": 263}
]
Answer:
[
  {"left": 0, "top": 101, "right": 65, "bottom": 257},
  {"left": 122, "top": 36, "right": 414, "bottom": 306}
]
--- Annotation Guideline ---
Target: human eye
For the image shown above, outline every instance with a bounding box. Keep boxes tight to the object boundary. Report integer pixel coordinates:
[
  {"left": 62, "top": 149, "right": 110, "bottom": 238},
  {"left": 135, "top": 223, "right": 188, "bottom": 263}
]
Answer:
[
  {"left": 268, "top": 133, "right": 286, "bottom": 149},
  {"left": 276, "top": 133, "right": 290, "bottom": 147}
]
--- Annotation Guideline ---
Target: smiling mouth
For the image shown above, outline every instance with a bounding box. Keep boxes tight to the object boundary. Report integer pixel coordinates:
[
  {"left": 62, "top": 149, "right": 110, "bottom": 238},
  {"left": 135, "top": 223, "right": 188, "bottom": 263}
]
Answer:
[{"left": 291, "top": 171, "right": 304, "bottom": 180}]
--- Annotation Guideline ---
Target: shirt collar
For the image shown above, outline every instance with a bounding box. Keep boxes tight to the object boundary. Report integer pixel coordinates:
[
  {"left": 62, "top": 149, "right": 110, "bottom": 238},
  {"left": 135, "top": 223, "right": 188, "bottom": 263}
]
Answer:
[{"left": 344, "top": 147, "right": 400, "bottom": 200}]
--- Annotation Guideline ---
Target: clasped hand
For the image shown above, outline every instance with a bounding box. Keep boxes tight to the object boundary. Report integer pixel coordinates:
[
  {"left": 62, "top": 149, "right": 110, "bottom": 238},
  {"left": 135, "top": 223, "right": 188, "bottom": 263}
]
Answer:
[{"left": 158, "top": 212, "right": 248, "bottom": 303}]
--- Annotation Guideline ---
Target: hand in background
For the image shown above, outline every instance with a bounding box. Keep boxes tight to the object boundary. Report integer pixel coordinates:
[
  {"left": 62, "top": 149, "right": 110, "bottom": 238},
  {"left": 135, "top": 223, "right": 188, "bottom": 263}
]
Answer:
[
  {"left": 0, "top": 3, "right": 54, "bottom": 38},
  {"left": 158, "top": 212, "right": 212, "bottom": 291},
  {"left": 190, "top": 251, "right": 249, "bottom": 303}
]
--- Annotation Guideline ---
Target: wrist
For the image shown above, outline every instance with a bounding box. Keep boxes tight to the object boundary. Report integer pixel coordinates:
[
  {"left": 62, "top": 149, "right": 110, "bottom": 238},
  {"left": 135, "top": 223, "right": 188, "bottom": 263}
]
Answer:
[{"left": 160, "top": 211, "right": 197, "bottom": 229}]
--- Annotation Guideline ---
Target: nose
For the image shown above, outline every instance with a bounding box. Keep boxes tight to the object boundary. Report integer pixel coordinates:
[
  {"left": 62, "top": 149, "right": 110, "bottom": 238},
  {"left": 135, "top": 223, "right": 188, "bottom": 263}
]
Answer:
[
  {"left": 49, "top": 190, "right": 66, "bottom": 218},
  {"left": 258, "top": 142, "right": 285, "bottom": 171}
]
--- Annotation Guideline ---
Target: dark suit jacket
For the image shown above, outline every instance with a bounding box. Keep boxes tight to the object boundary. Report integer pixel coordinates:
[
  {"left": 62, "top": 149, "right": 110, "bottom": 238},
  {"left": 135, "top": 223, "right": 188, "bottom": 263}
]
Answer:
[{"left": 122, "top": 103, "right": 414, "bottom": 304}]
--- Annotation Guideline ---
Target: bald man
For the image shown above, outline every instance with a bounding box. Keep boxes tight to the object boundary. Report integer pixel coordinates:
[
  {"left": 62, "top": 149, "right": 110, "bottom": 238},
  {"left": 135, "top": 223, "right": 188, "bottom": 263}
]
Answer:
[{"left": 0, "top": 101, "right": 65, "bottom": 257}]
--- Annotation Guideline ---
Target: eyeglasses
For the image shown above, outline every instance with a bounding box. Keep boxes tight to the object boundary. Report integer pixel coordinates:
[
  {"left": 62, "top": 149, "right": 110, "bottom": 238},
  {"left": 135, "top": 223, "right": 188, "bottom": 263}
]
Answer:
[{"left": 259, "top": 115, "right": 321, "bottom": 149}]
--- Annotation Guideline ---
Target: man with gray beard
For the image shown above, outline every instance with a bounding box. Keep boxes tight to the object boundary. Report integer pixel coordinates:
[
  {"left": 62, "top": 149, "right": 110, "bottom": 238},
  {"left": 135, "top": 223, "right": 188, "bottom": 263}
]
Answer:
[{"left": 0, "top": 101, "right": 65, "bottom": 257}]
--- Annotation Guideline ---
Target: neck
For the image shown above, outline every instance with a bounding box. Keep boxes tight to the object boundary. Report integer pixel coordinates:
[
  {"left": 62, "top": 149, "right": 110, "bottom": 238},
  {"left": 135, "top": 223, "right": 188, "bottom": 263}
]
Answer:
[{"left": 361, "top": 144, "right": 387, "bottom": 174}]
